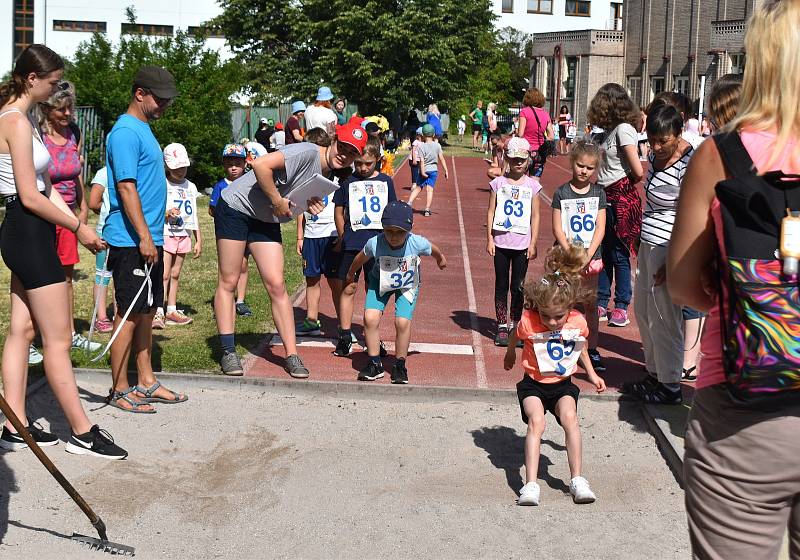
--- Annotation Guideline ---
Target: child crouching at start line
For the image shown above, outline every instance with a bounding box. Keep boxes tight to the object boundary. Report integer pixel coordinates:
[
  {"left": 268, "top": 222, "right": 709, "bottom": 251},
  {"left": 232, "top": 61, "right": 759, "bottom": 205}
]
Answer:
[
  {"left": 345, "top": 201, "right": 446, "bottom": 383},
  {"left": 504, "top": 244, "right": 606, "bottom": 506}
]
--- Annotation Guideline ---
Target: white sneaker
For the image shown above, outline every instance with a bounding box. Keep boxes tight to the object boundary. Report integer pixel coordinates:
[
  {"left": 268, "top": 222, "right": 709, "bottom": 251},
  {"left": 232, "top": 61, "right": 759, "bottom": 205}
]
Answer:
[
  {"left": 71, "top": 333, "right": 101, "bottom": 352},
  {"left": 569, "top": 476, "right": 596, "bottom": 504},
  {"left": 28, "top": 345, "right": 44, "bottom": 365},
  {"left": 517, "top": 481, "right": 540, "bottom": 506}
]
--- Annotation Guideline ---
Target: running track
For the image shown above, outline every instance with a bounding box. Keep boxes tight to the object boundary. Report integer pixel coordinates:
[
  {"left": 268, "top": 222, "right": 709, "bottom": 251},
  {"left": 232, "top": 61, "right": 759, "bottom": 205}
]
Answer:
[{"left": 244, "top": 155, "right": 691, "bottom": 396}]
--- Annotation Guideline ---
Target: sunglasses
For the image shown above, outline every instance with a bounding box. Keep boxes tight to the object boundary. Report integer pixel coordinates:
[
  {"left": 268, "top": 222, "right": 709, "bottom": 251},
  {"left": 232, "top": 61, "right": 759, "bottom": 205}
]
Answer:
[{"left": 141, "top": 88, "right": 173, "bottom": 107}]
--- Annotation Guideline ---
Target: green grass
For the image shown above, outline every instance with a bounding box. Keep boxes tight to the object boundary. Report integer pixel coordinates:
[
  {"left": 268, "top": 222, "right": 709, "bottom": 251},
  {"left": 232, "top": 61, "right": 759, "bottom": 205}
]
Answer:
[{"left": 0, "top": 196, "right": 303, "bottom": 374}]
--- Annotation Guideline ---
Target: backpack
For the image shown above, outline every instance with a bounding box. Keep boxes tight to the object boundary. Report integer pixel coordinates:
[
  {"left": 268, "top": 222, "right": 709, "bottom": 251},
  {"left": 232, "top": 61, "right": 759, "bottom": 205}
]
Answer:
[{"left": 713, "top": 132, "right": 800, "bottom": 408}]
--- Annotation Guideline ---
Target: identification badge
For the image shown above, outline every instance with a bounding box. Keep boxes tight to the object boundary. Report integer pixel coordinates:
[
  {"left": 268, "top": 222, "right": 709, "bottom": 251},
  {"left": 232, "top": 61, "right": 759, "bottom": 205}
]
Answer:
[
  {"left": 560, "top": 197, "right": 599, "bottom": 248},
  {"left": 530, "top": 329, "right": 585, "bottom": 377},
  {"left": 349, "top": 181, "right": 388, "bottom": 230},
  {"left": 378, "top": 255, "right": 419, "bottom": 302},
  {"left": 169, "top": 184, "right": 198, "bottom": 231},
  {"left": 492, "top": 184, "right": 533, "bottom": 235}
]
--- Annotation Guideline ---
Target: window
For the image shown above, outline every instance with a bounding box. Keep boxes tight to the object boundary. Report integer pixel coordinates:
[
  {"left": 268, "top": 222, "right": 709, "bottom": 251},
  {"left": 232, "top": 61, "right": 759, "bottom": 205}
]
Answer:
[
  {"left": 53, "top": 20, "right": 106, "bottom": 33},
  {"left": 13, "top": 0, "right": 34, "bottom": 59},
  {"left": 121, "top": 23, "right": 173, "bottom": 36},
  {"left": 730, "top": 53, "right": 746, "bottom": 74},
  {"left": 502, "top": 0, "right": 513, "bottom": 13},
  {"left": 674, "top": 76, "right": 689, "bottom": 95},
  {"left": 610, "top": 2, "right": 623, "bottom": 29},
  {"left": 627, "top": 76, "right": 642, "bottom": 104},
  {"left": 565, "top": 0, "right": 590, "bottom": 16},
  {"left": 650, "top": 76, "right": 665, "bottom": 100},
  {"left": 545, "top": 57, "right": 555, "bottom": 103},
  {"left": 187, "top": 26, "right": 225, "bottom": 38},
  {"left": 564, "top": 57, "right": 578, "bottom": 100},
  {"left": 527, "top": 0, "right": 552, "bottom": 13}
]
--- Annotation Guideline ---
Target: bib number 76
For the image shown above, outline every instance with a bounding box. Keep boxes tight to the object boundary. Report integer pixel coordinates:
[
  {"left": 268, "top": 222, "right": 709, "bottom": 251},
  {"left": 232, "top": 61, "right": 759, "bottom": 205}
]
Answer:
[
  {"left": 389, "top": 270, "right": 415, "bottom": 289},
  {"left": 173, "top": 199, "right": 194, "bottom": 216}
]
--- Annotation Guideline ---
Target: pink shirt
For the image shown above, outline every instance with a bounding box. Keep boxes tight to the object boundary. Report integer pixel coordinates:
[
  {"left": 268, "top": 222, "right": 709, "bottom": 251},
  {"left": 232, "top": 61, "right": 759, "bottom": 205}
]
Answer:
[
  {"left": 520, "top": 106, "right": 550, "bottom": 151},
  {"left": 490, "top": 175, "right": 542, "bottom": 250},
  {"left": 698, "top": 130, "right": 800, "bottom": 388}
]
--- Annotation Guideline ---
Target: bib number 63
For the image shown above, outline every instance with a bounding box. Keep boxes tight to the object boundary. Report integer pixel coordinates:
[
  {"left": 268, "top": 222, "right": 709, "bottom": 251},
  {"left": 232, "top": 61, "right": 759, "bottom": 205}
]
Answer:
[{"left": 546, "top": 339, "right": 576, "bottom": 361}]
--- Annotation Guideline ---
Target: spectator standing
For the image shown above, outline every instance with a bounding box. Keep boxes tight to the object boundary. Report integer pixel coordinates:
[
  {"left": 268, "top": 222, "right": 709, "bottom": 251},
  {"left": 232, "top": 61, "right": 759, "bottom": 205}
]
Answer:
[
  {"left": 304, "top": 87, "right": 338, "bottom": 135},
  {"left": 104, "top": 66, "right": 187, "bottom": 413},
  {"left": 469, "top": 101, "right": 484, "bottom": 151},
  {"left": 557, "top": 105, "right": 572, "bottom": 155},
  {"left": 255, "top": 118, "right": 274, "bottom": 151},
  {"left": 284, "top": 101, "right": 305, "bottom": 145},
  {"left": 271, "top": 122, "right": 286, "bottom": 151},
  {"left": 88, "top": 166, "right": 114, "bottom": 333},
  {"left": 457, "top": 115, "right": 466, "bottom": 143},
  {"left": 517, "top": 88, "right": 554, "bottom": 177},
  {"left": 426, "top": 104, "right": 443, "bottom": 141},
  {"left": 334, "top": 98, "right": 348, "bottom": 126}
]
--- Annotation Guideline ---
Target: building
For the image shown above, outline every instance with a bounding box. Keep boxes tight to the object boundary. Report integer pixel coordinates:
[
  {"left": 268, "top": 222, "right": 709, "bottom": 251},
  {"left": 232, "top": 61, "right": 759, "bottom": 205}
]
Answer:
[
  {"left": 493, "top": 0, "right": 624, "bottom": 34},
  {"left": 2, "top": 0, "right": 228, "bottom": 73},
  {"left": 623, "top": 0, "right": 759, "bottom": 109}
]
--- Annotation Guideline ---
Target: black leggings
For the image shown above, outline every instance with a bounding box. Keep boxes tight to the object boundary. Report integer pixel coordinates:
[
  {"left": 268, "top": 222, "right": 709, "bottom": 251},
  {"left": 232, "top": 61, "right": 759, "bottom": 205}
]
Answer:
[{"left": 494, "top": 247, "right": 529, "bottom": 325}]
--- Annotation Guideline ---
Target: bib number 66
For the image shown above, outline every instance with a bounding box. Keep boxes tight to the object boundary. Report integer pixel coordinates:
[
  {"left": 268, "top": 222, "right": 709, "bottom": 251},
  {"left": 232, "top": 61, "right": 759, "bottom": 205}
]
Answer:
[{"left": 569, "top": 214, "right": 594, "bottom": 233}]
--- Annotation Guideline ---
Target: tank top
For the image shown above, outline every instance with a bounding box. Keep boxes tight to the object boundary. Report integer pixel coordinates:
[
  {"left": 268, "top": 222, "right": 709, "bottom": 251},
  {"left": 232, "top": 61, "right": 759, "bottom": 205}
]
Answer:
[
  {"left": 0, "top": 108, "right": 50, "bottom": 196},
  {"left": 43, "top": 127, "right": 81, "bottom": 208}
]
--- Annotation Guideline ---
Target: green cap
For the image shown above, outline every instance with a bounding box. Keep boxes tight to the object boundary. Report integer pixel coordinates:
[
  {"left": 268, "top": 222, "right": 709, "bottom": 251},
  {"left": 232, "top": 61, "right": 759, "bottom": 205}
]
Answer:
[{"left": 421, "top": 124, "right": 435, "bottom": 136}]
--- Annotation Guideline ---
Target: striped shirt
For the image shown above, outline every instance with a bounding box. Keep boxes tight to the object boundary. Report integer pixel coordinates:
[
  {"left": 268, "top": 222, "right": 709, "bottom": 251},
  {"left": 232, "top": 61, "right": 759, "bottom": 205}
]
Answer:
[{"left": 640, "top": 147, "right": 694, "bottom": 247}]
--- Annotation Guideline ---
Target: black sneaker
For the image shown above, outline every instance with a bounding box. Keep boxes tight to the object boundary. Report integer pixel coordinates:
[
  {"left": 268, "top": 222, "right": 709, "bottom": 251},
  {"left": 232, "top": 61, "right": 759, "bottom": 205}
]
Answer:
[
  {"left": 379, "top": 341, "right": 389, "bottom": 358},
  {"left": 333, "top": 335, "right": 352, "bottom": 357},
  {"left": 220, "top": 351, "right": 244, "bottom": 376},
  {"left": 620, "top": 373, "right": 658, "bottom": 395},
  {"left": 65, "top": 425, "right": 128, "bottom": 460},
  {"left": 630, "top": 381, "right": 683, "bottom": 405},
  {"left": 391, "top": 359, "right": 409, "bottom": 384},
  {"left": 0, "top": 421, "right": 59, "bottom": 451},
  {"left": 588, "top": 349, "right": 607, "bottom": 373},
  {"left": 358, "top": 361, "right": 384, "bottom": 381},
  {"left": 494, "top": 326, "right": 509, "bottom": 347},
  {"left": 235, "top": 301, "right": 253, "bottom": 317}
]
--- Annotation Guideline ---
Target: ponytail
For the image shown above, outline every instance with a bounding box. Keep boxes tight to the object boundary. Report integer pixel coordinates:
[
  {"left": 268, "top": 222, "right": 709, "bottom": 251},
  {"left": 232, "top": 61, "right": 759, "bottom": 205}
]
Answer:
[{"left": 0, "top": 44, "right": 64, "bottom": 109}]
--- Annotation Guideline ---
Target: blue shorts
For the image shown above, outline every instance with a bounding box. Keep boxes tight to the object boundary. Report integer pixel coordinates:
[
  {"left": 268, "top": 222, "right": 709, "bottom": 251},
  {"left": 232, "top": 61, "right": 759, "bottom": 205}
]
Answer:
[
  {"left": 365, "top": 278, "right": 418, "bottom": 320},
  {"left": 94, "top": 247, "right": 112, "bottom": 286},
  {"left": 214, "top": 198, "right": 282, "bottom": 244},
  {"left": 419, "top": 170, "right": 438, "bottom": 188},
  {"left": 302, "top": 235, "right": 338, "bottom": 278}
]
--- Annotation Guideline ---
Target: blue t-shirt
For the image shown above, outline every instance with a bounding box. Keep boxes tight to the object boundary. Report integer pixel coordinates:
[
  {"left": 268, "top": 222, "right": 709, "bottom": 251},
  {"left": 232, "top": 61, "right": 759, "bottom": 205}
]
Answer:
[
  {"left": 333, "top": 172, "right": 397, "bottom": 252},
  {"left": 362, "top": 233, "right": 433, "bottom": 283},
  {"left": 209, "top": 178, "right": 229, "bottom": 208},
  {"left": 104, "top": 114, "right": 167, "bottom": 247}
]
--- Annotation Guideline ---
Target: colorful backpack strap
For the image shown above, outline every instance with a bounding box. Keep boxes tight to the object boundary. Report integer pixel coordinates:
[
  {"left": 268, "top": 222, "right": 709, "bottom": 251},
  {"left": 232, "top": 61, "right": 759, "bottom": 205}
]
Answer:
[{"left": 713, "top": 131, "right": 756, "bottom": 178}]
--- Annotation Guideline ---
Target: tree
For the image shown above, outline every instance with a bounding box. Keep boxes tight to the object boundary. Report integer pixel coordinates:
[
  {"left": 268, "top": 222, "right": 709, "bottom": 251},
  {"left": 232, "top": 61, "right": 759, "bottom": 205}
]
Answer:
[{"left": 66, "top": 29, "right": 242, "bottom": 189}]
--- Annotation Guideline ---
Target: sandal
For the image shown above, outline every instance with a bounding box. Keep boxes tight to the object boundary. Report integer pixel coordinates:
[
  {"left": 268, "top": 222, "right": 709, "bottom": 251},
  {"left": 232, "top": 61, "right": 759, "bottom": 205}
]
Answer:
[
  {"left": 133, "top": 380, "right": 188, "bottom": 404},
  {"left": 107, "top": 388, "right": 156, "bottom": 414},
  {"left": 682, "top": 366, "right": 698, "bottom": 382}
]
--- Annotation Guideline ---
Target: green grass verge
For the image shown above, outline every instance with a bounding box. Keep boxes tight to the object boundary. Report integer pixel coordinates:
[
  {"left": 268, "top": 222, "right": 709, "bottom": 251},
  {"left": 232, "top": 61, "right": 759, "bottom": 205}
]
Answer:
[{"left": 0, "top": 196, "right": 303, "bottom": 375}]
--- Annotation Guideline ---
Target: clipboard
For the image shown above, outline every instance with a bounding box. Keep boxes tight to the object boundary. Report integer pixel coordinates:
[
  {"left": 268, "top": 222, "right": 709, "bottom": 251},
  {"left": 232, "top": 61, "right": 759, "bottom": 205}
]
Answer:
[{"left": 281, "top": 173, "right": 340, "bottom": 222}]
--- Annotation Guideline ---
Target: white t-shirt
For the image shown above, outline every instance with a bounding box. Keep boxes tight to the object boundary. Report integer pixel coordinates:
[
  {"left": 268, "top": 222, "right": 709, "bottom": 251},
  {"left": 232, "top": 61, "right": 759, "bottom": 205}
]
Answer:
[
  {"left": 91, "top": 167, "right": 110, "bottom": 236},
  {"left": 271, "top": 131, "right": 286, "bottom": 150},
  {"left": 596, "top": 123, "right": 638, "bottom": 186},
  {"left": 303, "top": 105, "right": 337, "bottom": 135},
  {"left": 303, "top": 192, "right": 337, "bottom": 239},
  {"left": 164, "top": 179, "right": 199, "bottom": 237}
]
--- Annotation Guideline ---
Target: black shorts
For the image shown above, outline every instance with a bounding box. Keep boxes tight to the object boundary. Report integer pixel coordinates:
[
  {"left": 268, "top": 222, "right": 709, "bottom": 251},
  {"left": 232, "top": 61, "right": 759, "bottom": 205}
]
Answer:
[
  {"left": 472, "top": 123, "right": 482, "bottom": 134},
  {"left": 335, "top": 249, "right": 374, "bottom": 283},
  {"left": 107, "top": 246, "right": 164, "bottom": 314},
  {"left": 0, "top": 195, "right": 65, "bottom": 290},
  {"left": 558, "top": 124, "right": 567, "bottom": 139},
  {"left": 516, "top": 376, "right": 580, "bottom": 425},
  {"left": 214, "top": 198, "right": 282, "bottom": 244}
]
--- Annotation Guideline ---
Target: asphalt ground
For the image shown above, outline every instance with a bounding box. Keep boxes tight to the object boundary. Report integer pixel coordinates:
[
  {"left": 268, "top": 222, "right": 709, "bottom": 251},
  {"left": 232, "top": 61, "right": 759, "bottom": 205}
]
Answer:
[{"left": 0, "top": 375, "right": 688, "bottom": 559}]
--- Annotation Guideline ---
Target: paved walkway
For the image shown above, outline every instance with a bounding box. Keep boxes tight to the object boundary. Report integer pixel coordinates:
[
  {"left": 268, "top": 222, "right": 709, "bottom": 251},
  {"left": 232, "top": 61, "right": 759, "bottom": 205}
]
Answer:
[{"left": 245, "top": 155, "right": 694, "bottom": 399}]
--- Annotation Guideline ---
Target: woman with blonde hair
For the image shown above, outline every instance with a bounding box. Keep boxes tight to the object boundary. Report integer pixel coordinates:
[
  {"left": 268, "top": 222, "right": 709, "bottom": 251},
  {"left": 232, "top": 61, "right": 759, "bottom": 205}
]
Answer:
[{"left": 668, "top": 1, "right": 800, "bottom": 555}]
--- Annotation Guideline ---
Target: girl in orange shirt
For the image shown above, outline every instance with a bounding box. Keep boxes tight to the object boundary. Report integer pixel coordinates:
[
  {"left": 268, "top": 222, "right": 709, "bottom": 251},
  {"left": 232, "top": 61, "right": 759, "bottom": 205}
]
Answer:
[{"left": 504, "top": 244, "right": 606, "bottom": 506}]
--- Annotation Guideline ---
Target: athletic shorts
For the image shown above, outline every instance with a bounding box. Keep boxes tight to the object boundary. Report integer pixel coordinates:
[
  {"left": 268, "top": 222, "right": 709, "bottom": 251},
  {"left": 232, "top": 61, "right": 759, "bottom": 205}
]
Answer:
[
  {"left": 95, "top": 247, "right": 112, "bottom": 287},
  {"left": 365, "top": 279, "right": 418, "bottom": 320},
  {"left": 0, "top": 195, "right": 65, "bottom": 290},
  {"left": 107, "top": 245, "right": 164, "bottom": 314},
  {"left": 302, "top": 235, "right": 338, "bottom": 278},
  {"left": 164, "top": 234, "right": 192, "bottom": 255},
  {"left": 516, "top": 375, "right": 580, "bottom": 426},
  {"left": 55, "top": 224, "right": 79, "bottom": 266},
  {"left": 336, "top": 249, "right": 373, "bottom": 283},
  {"left": 472, "top": 124, "right": 482, "bottom": 134},
  {"left": 410, "top": 164, "right": 420, "bottom": 186},
  {"left": 419, "top": 171, "right": 438, "bottom": 188},
  {"left": 214, "top": 198, "right": 282, "bottom": 244}
]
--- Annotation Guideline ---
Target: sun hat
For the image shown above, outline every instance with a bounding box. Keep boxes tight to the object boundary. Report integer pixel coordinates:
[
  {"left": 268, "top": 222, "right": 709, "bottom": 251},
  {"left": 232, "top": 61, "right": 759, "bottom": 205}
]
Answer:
[
  {"left": 291, "top": 100, "right": 307, "bottom": 114},
  {"left": 163, "top": 143, "right": 190, "bottom": 169},
  {"left": 245, "top": 141, "right": 268, "bottom": 159},
  {"left": 222, "top": 143, "right": 247, "bottom": 159},
  {"left": 382, "top": 201, "right": 414, "bottom": 232},
  {"left": 316, "top": 86, "right": 334, "bottom": 101},
  {"left": 133, "top": 66, "right": 179, "bottom": 99},
  {"left": 335, "top": 121, "right": 368, "bottom": 154},
  {"left": 421, "top": 124, "right": 435, "bottom": 137},
  {"left": 505, "top": 137, "right": 531, "bottom": 159},
  {"left": 259, "top": 117, "right": 268, "bottom": 124}
]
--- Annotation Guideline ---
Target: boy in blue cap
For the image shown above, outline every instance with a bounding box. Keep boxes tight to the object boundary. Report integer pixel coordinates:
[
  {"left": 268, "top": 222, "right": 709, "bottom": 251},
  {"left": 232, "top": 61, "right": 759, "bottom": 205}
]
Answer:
[
  {"left": 345, "top": 201, "right": 447, "bottom": 383},
  {"left": 285, "top": 101, "right": 306, "bottom": 145}
]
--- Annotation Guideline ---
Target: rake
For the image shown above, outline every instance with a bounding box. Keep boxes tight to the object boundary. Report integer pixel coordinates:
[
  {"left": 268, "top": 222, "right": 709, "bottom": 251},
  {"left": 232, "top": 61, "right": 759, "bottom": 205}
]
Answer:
[{"left": 0, "top": 393, "right": 135, "bottom": 555}]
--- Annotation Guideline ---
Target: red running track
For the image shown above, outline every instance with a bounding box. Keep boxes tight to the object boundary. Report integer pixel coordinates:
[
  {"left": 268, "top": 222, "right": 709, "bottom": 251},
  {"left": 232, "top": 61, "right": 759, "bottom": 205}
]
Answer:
[{"left": 244, "top": 154, "right": 694, "bottom": 397}]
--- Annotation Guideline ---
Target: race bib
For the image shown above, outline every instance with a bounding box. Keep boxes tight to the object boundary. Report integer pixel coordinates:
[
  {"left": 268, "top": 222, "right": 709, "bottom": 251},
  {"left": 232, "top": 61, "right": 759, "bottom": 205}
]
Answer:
[
  {"left": 567, "top": 125, "right": 577, "bottom": 139},
  {"left": 349, "top": 180, "right": 388, "bottom": 230},
  {"left": 492, "top": 184, "right": 533, "bottom": 235},
  {"left": 168, "top": 184, "right": 198, "bottom": 231},
  {"left": 560, "top": 197, "right": 599, "bottom": 248},
  {"left": 378, "top": 255, "right": 419, "bottom": 302},
  {"left": 304, "top": 194, "right": 335, "bottom": 225},
  {"left": 531, "top": 329, "right": 585, "bottom": 377}
]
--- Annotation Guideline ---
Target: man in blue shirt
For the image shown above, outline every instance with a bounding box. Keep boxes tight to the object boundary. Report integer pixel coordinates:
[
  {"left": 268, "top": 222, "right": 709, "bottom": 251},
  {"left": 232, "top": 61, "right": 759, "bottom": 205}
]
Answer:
[{"left": 105, "top": 66, "right": 187, "bottom": 413}]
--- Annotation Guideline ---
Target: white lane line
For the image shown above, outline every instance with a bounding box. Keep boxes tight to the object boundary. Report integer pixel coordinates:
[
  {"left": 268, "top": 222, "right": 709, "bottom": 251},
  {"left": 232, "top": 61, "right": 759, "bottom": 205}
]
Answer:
[
  {"left": 268, "top": 335, "right": 474, "bottom": 355},
  {"left": 452, "top": 156, "right": 488, "bottom": 388}
]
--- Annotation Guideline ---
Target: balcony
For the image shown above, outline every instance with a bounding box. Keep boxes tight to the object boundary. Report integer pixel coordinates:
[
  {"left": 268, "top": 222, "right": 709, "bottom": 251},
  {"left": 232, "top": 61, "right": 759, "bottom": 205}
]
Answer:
[
  {"left": 530, "top": 29, "right": 624, "bottom": 57},
  {"left": 711, "top": 19, "right": 746, "bottom": 52}
]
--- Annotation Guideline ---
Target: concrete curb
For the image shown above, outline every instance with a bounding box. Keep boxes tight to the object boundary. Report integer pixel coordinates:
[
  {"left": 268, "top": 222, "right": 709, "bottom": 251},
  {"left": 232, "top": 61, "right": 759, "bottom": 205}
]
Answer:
[
  {"left": 70, "top": 367, "right": 623, "bottom": 404},
  {"left": 641, "top": 403, "right": 686, "bottom": 485}
]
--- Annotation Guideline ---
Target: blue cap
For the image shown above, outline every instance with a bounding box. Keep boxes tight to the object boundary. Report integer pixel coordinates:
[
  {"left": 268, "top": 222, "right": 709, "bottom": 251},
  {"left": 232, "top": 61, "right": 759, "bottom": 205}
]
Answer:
[
  {"left": 382, "top": 201, "right": 414, "bottom": 232},
  {"left": 222, "top": 143, "right": 247, "bottom": 159},
  {"left": 291, "top": 100, "right": 306, "bottom": 114},
  {"left": 316, "top": 86, "right": 334, "bottom": 101}
]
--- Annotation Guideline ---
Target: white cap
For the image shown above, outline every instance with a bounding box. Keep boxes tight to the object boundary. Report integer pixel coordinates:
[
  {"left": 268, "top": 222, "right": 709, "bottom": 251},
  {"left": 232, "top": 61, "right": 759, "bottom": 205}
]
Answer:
[{"left": 163, "top": 143, "right": 190, "bottom": 169}]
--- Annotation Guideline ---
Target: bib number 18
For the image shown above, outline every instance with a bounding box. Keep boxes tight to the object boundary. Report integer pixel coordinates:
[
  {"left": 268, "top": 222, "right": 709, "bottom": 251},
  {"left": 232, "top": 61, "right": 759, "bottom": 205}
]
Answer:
[{"left": 359, "top": 196, "right": 383, "bottom": 213}]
